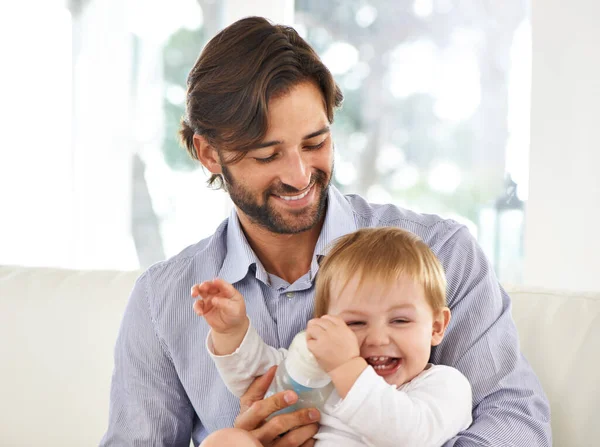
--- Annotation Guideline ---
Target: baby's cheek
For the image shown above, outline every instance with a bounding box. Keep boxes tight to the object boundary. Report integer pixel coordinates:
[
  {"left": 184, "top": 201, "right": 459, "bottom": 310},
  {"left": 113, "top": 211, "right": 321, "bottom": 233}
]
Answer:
[{"left": 354, "top": 332, "right": 367, "bottom": 351}]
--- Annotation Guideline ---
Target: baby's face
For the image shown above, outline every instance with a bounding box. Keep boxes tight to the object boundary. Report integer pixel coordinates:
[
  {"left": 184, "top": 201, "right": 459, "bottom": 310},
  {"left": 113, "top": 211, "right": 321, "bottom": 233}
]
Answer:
[{"left": 327, "top": 274, "right": 448, "bottom": 387}]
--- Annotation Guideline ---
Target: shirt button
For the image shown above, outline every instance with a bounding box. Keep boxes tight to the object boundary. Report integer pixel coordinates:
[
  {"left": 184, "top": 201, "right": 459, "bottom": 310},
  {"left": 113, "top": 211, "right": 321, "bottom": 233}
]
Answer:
[{"left": 286, "top": 292, "right": 295, "bottom": 298}]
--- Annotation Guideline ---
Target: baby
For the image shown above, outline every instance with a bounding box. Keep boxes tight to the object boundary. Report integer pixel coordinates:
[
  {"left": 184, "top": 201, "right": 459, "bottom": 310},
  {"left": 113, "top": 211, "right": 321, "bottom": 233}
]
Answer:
[{"left": 193, "top": 227, "right": 472, "bottom": 446}]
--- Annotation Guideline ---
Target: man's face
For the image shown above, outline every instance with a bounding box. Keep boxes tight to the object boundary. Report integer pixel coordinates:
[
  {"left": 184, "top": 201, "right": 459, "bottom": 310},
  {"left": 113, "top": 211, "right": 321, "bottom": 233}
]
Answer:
[{"left": 220, "top": 82, "right": 334, "bottom": 234}]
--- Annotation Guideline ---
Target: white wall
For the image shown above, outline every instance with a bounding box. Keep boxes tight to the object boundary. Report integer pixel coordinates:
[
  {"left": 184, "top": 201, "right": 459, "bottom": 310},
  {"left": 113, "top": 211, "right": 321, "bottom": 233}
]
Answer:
[
  {"left": 524, "top": 0, "right": 600, "bottom": 291},
  {"left": 0, "top": 0, "right": 292, "bottom": 270},
  {"left": 0, "top": 2, "right": 75, "bottom": 268},
  {"left": 70, "top": 0, "right": 138, "bottom": 269}
]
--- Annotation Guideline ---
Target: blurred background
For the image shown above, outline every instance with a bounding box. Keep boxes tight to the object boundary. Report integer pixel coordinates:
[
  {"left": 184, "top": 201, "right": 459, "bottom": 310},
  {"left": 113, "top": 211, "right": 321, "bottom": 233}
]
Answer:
[{"left": 0, "top": 0, "right": 597, "bottom": 289}]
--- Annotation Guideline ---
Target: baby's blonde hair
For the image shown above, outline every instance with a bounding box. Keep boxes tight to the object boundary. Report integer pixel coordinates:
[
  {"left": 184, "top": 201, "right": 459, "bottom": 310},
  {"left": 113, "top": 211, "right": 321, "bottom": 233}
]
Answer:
[{"left": 314, "top": 227, "right": 447, "bottom": 318}]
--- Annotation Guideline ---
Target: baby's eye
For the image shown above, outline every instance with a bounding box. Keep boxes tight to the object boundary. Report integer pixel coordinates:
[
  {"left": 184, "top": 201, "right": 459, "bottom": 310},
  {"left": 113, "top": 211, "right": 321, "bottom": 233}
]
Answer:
[
  {"left": 346, "top": 321, "right": 366, "bottom": 327},
  {"left": 392, "top": 319, "right": 410, "bottom": 324}
]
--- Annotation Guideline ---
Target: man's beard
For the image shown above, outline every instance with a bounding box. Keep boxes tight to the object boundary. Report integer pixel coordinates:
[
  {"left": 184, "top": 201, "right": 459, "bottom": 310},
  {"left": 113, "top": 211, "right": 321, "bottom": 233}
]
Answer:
[{"left": 221, "top": 165, "right": 331, "bottom": 235}]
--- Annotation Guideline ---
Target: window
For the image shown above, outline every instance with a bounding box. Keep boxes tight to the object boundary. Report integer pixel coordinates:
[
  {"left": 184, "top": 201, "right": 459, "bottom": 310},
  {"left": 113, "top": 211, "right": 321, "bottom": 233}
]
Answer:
[
  {"left": 294, "top": 0, "right": 531, "bottom": 282},
  {"left": 0, "top": 0, "right": 530, "bottom": 283}
]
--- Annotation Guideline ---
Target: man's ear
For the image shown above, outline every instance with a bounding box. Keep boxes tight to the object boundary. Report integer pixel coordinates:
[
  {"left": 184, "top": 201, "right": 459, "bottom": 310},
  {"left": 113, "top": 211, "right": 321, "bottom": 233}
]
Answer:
[
  {"left": 431, "top": 307, "right": 451, "bottom": 346},
  {"left": 193, "top": 134, "right": 222, "bottom": 175}
]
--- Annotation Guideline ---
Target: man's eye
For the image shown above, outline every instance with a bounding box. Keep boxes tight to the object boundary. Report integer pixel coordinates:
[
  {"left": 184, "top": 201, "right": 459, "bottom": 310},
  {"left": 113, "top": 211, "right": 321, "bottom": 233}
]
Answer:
[
  {"left": 304, "top": 140, "right": 326, "bottom": 151},
  {"left": 254, "top": 154, "right": 277, "bottom": 164}
]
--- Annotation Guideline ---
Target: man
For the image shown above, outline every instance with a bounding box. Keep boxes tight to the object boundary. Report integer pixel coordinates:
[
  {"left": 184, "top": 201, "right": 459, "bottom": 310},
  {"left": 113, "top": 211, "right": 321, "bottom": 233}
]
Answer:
[{"left": 101, "top": 16, "right": 551, "bottom": 446}]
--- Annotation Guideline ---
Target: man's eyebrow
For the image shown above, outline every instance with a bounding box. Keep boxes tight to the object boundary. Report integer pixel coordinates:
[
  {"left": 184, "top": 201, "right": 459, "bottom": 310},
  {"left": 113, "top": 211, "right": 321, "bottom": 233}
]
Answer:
[
  {"left": 304, "top": 126, "right": 330, "bottom": 140},
  {"left": 247, "top": 126, "right": 330, "bottom": 150}
]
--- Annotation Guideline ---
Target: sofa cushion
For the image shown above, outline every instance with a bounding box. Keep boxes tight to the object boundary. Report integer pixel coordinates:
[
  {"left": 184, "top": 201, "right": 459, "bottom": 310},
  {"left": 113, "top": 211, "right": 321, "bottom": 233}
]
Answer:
[
  {"left": 0, "top": 265, "right": 139, "bottom": 447},
  {"left": 1, "top": 266, "right": 598, "bottom": 446},
  {"left": 505, "top": 285, "right": 600, "bottom": 447}
]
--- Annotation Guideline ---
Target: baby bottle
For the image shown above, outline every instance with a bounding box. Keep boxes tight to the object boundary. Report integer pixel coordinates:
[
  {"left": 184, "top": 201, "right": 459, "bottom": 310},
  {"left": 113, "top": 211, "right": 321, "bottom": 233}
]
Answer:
[{"left": 265, "top": 331, "right": 334, "bottom": 419}]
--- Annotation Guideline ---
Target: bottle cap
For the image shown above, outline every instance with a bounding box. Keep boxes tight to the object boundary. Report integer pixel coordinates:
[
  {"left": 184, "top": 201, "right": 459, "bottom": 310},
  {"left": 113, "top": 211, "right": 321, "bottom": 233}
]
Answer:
[{"left": 285, "top": 331, "right": 331, "bottom": 388}]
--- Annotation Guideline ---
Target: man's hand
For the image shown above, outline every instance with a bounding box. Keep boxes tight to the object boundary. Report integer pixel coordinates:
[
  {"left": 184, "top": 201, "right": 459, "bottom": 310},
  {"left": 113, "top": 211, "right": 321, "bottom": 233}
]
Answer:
[
  {"left": 235, "top": 366, "right": 321, "bottom": 447},
  {"left": 305, "top": 315, "right": 360, "bottom": 372}
]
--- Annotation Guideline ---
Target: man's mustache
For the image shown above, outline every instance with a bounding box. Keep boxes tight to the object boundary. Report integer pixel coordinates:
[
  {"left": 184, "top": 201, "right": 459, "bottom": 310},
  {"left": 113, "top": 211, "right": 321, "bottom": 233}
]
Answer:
[{"left": 267, "top": 170, "right": 329, "bottom": 196}]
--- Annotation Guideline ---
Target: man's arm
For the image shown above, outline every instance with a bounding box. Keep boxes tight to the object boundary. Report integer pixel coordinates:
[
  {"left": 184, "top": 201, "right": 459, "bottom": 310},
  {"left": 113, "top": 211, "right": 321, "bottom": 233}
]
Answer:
[
  {"left": 100, "top": 272, "right": 195, "bottom": 446},
  {"left": 434, "top": 225, "right": 552, "bottom": 446}
]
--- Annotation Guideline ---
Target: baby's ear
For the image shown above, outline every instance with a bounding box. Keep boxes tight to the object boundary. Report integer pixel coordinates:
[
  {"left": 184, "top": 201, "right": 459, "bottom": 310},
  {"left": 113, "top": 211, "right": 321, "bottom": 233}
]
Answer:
[{"left": 431, "top": 307, "right": 451, "bottom": 346}]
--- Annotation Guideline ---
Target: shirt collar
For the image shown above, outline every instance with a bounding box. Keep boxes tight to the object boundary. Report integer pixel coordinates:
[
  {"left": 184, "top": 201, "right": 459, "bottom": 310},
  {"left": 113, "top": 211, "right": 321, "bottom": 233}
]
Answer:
[
  {"left": 218, "top": 208, "right": 261, "bottom": 285},
  {"left": 314, "top": 185, "right": 357, "bottom": 256},
  {"left": 218, "top": 185, "right": 357, "bottom": 285},
  {"left": 309, "top": 185, "right": 357, "bottom": 279}
]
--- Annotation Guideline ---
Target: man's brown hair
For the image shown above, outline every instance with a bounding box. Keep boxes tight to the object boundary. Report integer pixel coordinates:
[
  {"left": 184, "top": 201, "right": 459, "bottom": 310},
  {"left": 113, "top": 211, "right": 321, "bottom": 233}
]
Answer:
[
  {"left": 314, "top": 227, "right": 447, "bottom": 318},
  {"left": 179, "top": 16, "right": 343, "bottom": 189}
]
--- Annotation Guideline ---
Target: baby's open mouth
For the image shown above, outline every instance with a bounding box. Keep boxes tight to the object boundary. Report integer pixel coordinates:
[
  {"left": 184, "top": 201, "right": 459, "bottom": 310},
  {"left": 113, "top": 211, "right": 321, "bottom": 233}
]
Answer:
[{"left": 366, "top": 356, "right": 401, "bottom": 375}]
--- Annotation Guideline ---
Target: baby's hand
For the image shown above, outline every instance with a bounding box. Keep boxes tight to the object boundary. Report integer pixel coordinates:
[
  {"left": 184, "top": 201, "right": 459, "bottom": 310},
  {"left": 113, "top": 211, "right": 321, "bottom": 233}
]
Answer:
[
  {"left": 306, "top": 315, "right": 360, "bottom": 372},
  {"left": 191, "top": 278, "right": 247, "bottom": 334}
]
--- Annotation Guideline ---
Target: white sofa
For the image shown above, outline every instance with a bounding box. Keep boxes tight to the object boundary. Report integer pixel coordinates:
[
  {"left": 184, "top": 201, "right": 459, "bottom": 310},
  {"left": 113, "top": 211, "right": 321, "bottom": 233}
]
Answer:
[{"left": 1, "top": 265, "right": 599, "bottom": 447}]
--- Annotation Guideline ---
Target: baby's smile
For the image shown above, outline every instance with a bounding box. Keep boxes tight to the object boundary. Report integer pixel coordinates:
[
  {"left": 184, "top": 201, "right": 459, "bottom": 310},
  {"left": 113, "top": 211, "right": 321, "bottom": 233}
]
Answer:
[{"left": 365, "top": 356, "right": 402, "bottom": 376}]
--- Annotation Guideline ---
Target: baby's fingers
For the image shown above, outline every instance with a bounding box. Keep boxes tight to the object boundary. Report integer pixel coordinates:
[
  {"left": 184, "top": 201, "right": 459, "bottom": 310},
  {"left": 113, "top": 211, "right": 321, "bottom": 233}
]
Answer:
[
  {"left": 191, "top": 284, "right": 202, "bottom": 298},
  {"left": 191, "top": 282, "right": 211, "bottom": 298},
  {"left": 193, "top": 281, "right": 221, "bottom": 300},
  {"left": 320, "top": 314, "right": 347, "bottom": 327},
  {"left": 192, "top": 297, "right": 206, "bottom": 316},
  {"left": 211, "top": 278, "right": 239, "bottom": 299},
  {"left": 211, "top": 295, "right": 244, "bottom": 314},
  {"left": 305, "top": 320, "right": 327, "bottom": 340}
]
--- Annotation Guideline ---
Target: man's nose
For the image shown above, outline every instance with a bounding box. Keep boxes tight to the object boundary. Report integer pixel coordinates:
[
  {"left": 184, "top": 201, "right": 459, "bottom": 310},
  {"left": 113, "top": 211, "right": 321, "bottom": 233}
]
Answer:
[{"left": 279, "top": 149, "right": 311, "bottom": 191}]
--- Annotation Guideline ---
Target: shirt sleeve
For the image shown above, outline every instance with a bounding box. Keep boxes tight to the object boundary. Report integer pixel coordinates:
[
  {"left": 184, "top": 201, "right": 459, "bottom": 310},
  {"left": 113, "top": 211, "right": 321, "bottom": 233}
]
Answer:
[
  {"left": 207, "top": 322, "right": 288, "bottom": 397},
  {"left": 99, "top": 272, "right": 195, "bottom": 447},
  {"left": 325, "top": 365, "right": 472, "bottom": 447},
  {"left": 433, "top": 224, "right": 552, "bottom": 446}
]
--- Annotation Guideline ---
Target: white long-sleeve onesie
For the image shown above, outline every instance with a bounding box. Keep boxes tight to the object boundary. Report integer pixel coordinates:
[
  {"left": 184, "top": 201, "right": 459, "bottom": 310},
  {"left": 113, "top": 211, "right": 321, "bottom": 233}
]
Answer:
[{"left": 208, "top": 323, "right": 473, "bottom": 447}]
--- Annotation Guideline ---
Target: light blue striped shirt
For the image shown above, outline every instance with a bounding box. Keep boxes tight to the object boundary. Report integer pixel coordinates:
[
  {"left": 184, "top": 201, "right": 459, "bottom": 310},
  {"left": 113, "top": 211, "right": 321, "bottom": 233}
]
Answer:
[{"left": 101, "top": 185, "right": 551, "bottom": 446}]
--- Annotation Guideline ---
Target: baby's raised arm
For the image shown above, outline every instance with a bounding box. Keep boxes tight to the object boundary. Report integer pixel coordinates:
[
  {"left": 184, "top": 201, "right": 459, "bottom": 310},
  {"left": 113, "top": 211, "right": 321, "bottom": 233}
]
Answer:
[
  {"left": 191, "top": 278, "right": 249, "bottom": 355},
  {"left": 192, "top": 278, "right": 287, "bottom": 397}
]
